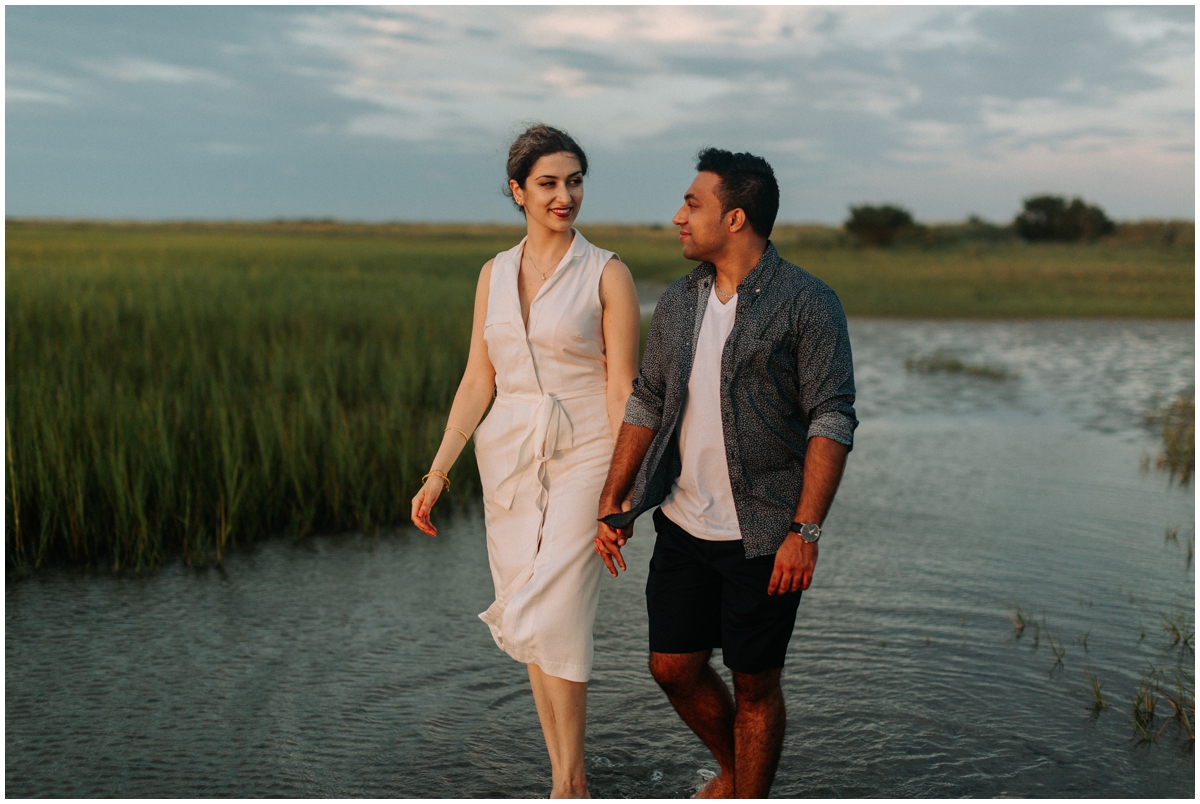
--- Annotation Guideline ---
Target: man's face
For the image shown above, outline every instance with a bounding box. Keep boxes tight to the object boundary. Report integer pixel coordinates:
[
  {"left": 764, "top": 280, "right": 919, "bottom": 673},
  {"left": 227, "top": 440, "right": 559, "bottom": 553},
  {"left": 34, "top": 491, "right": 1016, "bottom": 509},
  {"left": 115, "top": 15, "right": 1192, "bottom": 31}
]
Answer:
[{"left": 672, "top": 171, "right": 728, "bottom": 262}]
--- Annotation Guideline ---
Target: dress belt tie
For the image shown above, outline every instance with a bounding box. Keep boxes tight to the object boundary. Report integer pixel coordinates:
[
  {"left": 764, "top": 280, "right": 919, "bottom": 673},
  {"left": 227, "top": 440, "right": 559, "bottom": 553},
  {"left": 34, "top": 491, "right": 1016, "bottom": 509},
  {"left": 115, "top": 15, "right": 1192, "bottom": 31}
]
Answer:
[{"left": 492, "top": 387, "right": 606, "bottom": 510}]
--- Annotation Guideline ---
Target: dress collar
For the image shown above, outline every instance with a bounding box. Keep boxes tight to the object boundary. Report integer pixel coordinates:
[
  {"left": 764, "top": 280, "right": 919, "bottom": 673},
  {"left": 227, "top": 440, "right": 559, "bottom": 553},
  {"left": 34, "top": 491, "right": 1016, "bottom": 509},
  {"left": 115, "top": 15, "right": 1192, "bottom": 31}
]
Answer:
[{"left": 514, "top": 228, "right": 587, "bottom": 271}]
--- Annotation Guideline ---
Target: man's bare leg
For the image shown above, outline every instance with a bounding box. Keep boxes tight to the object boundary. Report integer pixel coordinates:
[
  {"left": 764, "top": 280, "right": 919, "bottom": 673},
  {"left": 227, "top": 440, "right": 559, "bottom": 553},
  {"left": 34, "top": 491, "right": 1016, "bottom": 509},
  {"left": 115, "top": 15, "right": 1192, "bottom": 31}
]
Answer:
[
  {"left": 649, "top": 651, "right": 736, "bottom": 798},
  {"left": 528, "top": 664, "right": 591, "bottom": 798},
  {"left": 730, "top": 668, "right": 786, "bottom": 798}
]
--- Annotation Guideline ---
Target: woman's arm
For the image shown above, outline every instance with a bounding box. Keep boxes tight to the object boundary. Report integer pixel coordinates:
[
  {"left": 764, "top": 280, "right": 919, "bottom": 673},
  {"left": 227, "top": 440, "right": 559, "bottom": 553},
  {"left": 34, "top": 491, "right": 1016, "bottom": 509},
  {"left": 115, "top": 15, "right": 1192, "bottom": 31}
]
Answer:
[
  {"left": 599, "top": 257, "right": 641, "bottom": 441},
  {"left": 411, "top": 260, "right": 498, "bottom": 536}
]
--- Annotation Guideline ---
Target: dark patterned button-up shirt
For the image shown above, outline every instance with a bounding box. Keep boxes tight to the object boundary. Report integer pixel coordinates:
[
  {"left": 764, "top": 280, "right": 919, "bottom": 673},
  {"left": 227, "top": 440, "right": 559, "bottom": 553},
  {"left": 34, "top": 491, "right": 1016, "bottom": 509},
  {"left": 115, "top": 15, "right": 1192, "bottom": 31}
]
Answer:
[{"left": 605, "top": 242, "right": 857, "bottom": 558}]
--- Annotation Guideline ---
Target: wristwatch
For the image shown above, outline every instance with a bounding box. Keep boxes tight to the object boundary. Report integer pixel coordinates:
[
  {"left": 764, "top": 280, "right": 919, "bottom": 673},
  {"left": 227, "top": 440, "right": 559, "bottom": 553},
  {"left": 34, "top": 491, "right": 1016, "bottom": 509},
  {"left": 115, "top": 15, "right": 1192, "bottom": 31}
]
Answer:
[{"left": 789, "top": 522, "right": 821, "bottom": 543}]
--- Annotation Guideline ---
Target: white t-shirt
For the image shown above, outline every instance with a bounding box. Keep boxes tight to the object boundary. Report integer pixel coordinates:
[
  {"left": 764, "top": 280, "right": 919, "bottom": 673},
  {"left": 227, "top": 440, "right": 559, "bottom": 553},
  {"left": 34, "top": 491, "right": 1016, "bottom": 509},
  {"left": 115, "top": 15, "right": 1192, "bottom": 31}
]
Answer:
[{"left": 659, "top": 284, "right": 742, "bottom": 541}]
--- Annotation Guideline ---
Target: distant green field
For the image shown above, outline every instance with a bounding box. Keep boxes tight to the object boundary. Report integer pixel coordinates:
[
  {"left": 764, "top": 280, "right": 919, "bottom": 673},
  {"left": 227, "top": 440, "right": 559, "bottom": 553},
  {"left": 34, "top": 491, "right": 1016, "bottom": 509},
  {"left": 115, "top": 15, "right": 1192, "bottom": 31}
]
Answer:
[
  {"left": 586, "top": 222, "right": 1195, "bottom": 318},
  {"left": 5, "top": 220, "right": 1194, "bottom": 572}
]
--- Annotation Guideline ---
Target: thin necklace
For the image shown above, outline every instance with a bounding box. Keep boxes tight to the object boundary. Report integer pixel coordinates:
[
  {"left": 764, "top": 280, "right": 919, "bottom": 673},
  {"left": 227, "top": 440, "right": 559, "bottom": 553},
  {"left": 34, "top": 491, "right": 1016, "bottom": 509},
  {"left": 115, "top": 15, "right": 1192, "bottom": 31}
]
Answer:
[
  {"left": 715, "top": 285, "right": 736, "bottom": 301},
  {"left": 525, "top": 249, "right": 553, "bottom": 281}
]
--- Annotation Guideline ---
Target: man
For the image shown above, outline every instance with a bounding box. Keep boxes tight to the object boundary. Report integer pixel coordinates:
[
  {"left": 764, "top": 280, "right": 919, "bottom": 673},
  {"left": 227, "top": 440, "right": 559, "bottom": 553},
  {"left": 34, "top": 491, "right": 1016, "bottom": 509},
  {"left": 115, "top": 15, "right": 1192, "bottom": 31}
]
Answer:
[{"left": 594, "top": 148, "right": 856, "bottom": 798}]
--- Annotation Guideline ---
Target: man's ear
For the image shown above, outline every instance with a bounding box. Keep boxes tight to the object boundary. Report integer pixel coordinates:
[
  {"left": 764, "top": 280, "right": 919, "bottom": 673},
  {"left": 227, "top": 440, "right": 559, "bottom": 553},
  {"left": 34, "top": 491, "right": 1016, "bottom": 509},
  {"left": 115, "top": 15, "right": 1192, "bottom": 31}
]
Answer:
[{"left": 727, "top": 208, "right": 748, "bottom": 234}]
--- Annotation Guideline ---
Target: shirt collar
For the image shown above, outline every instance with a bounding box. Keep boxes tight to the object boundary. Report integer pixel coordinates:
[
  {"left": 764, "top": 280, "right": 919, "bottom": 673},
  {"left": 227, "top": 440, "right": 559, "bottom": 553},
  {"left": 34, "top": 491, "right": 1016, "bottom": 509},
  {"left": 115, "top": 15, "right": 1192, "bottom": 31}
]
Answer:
[{"left": 685, "top": 241, "right": 780, "bottom": 292}]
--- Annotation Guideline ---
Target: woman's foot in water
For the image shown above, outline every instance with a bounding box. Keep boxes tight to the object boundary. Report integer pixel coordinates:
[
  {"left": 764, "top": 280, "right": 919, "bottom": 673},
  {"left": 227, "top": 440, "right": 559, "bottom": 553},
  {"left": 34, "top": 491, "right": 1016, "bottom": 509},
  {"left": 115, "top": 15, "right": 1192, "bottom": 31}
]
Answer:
[{"left": 550, "top": 777, "right": 590, "bottom": 798}]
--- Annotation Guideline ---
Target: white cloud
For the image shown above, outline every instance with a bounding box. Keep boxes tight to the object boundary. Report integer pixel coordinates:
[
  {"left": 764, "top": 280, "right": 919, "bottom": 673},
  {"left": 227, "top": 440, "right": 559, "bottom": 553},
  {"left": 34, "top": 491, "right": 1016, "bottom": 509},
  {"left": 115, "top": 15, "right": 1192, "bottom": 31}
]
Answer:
[
  {"left": 527, "top": 6, "right": 800, "bottom": 47},
  {"left": 764, "top": 137, "right": 826, "bottom": 160},
  {"left": 1105, "top": 8, "right": 1194, "bottom": 46},
  {"left": 979, "top": 65, "right": 1193, "bottom": 154},
  {"left": 823, "top": 6, "right": 985, "bottom": 52},
  {"left": 88, "top": 57, "right": 230, "bottom": 86},
  {"left": 539, "top": 67, "right": 605, "bottom": 99},
  {"left": 805, "top": 68, "right": 922, "bottom": 117},
  {"left": 198, "top": 142, "right": 255, "bottom": 156},
  {"left": 7, "top": 64, "right": 80, "bottom": 105},
  {"left": 7, "top": 88, "right": 72, "bottom": 105},
  {"left": 288, "top": 7, "right": 742, "bottom": 149}
]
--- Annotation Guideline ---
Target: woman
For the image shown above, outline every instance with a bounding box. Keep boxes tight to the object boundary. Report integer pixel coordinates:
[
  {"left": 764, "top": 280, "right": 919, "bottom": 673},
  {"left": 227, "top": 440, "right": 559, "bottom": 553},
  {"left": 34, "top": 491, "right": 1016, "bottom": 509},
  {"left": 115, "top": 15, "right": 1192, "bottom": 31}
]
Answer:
[{"left": 411, "top": 124, "right": 640, "bottom": 798}]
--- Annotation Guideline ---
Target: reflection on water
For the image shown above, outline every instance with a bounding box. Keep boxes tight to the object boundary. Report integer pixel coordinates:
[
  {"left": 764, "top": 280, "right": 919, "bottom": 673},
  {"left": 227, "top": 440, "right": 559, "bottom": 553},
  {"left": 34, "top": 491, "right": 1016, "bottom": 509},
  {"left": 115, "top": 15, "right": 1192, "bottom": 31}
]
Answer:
[{"left": 6, "top": 320, "right": 1194, "bottom": 797}]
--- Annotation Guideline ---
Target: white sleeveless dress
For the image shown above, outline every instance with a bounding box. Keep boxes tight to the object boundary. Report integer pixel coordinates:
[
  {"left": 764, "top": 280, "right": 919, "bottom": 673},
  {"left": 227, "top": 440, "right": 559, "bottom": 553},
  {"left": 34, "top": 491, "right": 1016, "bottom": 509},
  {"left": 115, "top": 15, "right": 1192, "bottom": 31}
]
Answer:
[{"left": 473, "top": 230, "right": 615, "bottom": 683}]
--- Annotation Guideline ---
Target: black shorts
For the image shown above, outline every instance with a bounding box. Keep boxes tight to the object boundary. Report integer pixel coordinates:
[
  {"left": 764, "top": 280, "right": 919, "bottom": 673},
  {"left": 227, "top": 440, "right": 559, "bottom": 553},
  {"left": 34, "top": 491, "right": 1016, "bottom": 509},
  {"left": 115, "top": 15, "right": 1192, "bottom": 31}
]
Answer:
[{"left": 646, "top": 507, "right": 803, "bottom": 675}]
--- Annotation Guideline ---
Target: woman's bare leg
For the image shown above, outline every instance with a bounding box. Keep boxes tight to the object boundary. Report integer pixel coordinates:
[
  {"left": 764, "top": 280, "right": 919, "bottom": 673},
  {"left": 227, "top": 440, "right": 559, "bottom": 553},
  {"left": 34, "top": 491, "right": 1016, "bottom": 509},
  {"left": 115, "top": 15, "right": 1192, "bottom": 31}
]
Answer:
[
  {"left": 528, "top": 664, "right": 590, "bottom": 798},
  {"left": 527, "top": 665, "right": 563, "bottom": 777}
]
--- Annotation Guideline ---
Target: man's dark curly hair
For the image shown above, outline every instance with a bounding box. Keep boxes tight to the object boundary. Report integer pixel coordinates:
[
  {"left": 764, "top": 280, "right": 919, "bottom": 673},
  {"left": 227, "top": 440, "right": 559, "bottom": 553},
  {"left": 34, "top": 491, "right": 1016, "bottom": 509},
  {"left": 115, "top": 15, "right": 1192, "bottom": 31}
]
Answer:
[{"left": 695, "top": 147, "right": 779, "bottom": 239}]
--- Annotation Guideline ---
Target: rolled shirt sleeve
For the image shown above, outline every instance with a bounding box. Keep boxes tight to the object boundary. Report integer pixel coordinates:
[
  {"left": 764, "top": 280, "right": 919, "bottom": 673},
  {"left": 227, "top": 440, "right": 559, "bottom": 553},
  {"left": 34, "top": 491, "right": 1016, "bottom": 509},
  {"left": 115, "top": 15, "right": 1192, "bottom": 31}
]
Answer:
[{"left": 796, "top": 287, "right": 858, "bottom": 450}]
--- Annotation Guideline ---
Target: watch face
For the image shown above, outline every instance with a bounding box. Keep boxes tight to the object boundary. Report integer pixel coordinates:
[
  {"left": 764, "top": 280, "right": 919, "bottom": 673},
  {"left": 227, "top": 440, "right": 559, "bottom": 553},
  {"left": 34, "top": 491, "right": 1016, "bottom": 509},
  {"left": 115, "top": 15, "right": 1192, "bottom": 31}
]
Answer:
[{"left": 790, "top": 522, "right": 820, "bottom": 541}]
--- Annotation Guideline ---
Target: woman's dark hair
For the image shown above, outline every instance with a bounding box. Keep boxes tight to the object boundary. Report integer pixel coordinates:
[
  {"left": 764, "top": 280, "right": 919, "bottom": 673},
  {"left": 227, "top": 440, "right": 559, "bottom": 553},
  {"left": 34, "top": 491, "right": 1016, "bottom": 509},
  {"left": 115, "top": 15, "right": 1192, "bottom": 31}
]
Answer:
[
  {"left": 503, "top": 124, "right": 589, "bottom": 213},
  {"left": 695, "top": 147, "right": 779, "bottom": 239}
]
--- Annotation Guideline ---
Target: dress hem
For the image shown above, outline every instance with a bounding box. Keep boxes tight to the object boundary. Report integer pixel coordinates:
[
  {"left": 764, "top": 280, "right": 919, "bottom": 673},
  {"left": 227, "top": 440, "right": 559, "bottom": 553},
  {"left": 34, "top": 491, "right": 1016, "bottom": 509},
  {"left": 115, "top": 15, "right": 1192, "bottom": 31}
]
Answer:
[{"left": 477, "top": 611, "right": 592, "bottom": 683}]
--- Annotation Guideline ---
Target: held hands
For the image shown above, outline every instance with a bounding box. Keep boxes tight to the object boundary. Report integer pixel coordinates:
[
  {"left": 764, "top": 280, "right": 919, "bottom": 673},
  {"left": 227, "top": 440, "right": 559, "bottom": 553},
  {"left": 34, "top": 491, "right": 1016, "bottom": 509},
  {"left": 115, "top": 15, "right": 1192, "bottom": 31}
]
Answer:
[
  {"left": 768, "top": 532, "right": 818, "bottom": 595},
  {"left": 411, "top": 476, "right": 446, "bottom": 537},
  {"left": 594, "top": 498, "right": 632, "bottom": 577}
]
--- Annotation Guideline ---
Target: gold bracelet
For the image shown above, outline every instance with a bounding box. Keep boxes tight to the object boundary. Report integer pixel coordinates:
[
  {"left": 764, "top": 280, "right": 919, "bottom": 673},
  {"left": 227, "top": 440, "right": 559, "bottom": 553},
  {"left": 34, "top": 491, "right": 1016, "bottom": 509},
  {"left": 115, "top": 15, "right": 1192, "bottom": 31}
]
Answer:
[
  {"left": 444, "top": 427, "right": 471, "bottom": 443},
  {"left": 422, "top": 469, "right": 450, "bottom": 490}
]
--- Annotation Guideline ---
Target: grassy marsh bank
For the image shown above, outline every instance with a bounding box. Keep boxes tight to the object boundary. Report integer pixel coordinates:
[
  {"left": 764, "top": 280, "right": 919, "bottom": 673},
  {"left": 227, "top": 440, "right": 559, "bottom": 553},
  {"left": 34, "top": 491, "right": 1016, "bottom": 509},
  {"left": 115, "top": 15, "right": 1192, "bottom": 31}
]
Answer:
[
  {"left": 592, "top": 221, "right": 1195, "bottom": 319},
  {"left": 6, "top": 221, "right": 497, "bottom": 572},
  {"left": 6, "top": 220, "right": 1194, "bottom": 572}
]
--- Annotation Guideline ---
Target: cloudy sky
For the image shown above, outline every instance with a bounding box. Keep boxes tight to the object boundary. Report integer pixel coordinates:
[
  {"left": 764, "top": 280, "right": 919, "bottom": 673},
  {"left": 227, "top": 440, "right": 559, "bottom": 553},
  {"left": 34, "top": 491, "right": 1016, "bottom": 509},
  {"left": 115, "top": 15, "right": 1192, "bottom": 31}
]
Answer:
[{"left": 6, "top": 5, "right": 1194, "bottom": 224}]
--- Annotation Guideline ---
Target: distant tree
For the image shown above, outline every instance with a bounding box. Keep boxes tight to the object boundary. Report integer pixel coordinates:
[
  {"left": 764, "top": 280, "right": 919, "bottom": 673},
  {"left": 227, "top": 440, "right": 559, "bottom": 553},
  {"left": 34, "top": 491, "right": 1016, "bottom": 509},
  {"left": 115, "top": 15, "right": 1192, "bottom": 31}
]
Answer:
[
  {"left": 844, "top": 204, "right": 917, "bottom": 247},
  {"left": 1014, "top": 195, "right": 1114, "bottom": 242}
]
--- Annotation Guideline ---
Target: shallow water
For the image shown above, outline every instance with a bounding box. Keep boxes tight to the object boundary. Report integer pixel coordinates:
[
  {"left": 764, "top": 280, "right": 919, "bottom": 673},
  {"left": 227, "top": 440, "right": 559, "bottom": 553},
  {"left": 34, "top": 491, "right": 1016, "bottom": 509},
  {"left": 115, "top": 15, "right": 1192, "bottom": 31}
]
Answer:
[{"left": 6, "top": 319, "right": 1194, "bottom": 798}]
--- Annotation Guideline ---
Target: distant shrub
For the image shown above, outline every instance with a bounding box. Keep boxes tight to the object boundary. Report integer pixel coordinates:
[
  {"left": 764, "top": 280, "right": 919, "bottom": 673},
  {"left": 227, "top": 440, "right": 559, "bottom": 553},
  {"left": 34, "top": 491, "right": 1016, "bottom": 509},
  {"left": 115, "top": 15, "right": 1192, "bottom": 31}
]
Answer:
[
  {"left": 844, "top": 204, "right": 919, "bottom": 247},
  {"left": 905, "top": 355, "right": 1016, "bottom": 381},
  {"left": 1014, "top": 195, "right": 1114, "bottom": 242}
]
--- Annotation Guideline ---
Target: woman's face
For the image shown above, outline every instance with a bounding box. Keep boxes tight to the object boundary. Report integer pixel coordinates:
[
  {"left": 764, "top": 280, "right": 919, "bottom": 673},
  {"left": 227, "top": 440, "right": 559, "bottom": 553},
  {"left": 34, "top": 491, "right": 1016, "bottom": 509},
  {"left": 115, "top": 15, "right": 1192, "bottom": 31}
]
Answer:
[{"left": 511, "top": 152, "right": 584, "bottom": 233}]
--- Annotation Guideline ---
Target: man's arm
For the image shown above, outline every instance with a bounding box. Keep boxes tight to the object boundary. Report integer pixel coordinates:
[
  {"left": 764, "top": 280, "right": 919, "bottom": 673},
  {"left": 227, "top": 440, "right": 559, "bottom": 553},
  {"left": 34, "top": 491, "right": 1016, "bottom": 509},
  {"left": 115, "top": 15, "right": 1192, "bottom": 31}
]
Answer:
[
  {"left": 766, "top": 435, "right": 849, "bottom": 595},
  {"left": 594, "top": 421, "right": 657, "bottom": 577}
]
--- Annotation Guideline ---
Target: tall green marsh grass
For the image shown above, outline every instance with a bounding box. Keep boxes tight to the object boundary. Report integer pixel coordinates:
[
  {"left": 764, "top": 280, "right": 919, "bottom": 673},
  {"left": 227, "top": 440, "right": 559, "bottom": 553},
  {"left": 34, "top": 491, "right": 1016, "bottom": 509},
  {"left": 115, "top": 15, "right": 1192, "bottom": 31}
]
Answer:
[{"left": 5, "top": 222, "right": 521, "bottom": 572}]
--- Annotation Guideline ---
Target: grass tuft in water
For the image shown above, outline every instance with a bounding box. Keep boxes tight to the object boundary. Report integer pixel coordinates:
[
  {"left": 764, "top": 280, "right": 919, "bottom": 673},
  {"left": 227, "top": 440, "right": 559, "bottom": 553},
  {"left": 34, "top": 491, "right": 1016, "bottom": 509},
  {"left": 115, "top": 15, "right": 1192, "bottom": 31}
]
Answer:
[
  {"left": 1159, "top": 669, "right": 1196, "bottom": 742},
  {"left": 1159, "top": 609, "right": 1194, "bottom": 652},
  {"left": 1145, "top": 391, "right": 1194, "bottom": 485},
  {"left": 1126, "top": 663, "right": 1196, "bottom": 744},
  {"left": 1085, "top": 669, "right": 1106, "bottom": 713},
  {"left": 1047, "top": 632, "right": 1066, "bottom": 671},
  {"left": 1129, "top": 677, "right": 1160, "bottom": 742},
  {"left": 1008, "top": 605, "right": 1028, "bottom": 636},
  {"left": 905, "top": 355, "right": 1017, "bottom": 381}
]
